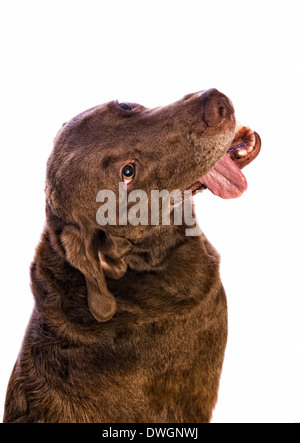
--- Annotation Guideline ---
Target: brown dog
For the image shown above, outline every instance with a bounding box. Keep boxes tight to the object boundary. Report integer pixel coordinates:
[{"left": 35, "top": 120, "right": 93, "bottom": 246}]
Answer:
[{"left": 3, "top": 89, "right": 260, "bottom": 423}]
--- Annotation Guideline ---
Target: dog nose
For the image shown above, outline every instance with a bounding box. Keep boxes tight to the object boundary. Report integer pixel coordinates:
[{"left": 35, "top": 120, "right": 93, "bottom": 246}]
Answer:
[{"left": 201, "top": 88, "right": 233, "bottom": 127}]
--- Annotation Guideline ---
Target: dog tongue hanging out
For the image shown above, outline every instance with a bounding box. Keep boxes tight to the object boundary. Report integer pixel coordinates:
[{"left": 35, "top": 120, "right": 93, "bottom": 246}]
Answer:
[
  {"left": 196, "top": 124, "right": 261, "bottom": 198},
  {"left": 188, "top": 118, "right": 261, "bottom": 199}
]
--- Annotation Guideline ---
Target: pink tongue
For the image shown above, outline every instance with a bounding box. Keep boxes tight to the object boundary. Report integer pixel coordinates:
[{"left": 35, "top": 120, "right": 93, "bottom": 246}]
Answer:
[{"left": 200, "top": 153, "right": 248, "bottom": 199}]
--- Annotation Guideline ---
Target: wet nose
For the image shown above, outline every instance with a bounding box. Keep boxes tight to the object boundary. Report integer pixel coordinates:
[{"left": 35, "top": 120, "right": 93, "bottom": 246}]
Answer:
[{"left": 201, "top": 88, "right": 234, "bottom": 127}]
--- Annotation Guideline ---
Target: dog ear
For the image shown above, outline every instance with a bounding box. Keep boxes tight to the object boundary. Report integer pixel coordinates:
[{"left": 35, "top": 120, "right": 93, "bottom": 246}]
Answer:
[
  {"left": 98, "top": 234, "right": 133, "bottom": 279},
  {"left": 61, "top": 225, "right": 132, "bottom": 323}
]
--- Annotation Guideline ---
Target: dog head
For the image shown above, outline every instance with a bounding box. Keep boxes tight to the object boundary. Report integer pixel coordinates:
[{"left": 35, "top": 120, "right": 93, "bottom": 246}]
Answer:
[{"left": 45, "top": 88, "right": 260, "bottom": 322}]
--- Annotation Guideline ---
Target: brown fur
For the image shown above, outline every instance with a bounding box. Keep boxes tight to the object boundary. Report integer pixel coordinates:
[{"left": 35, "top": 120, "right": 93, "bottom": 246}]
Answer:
[{"left": 4, "top": 89, "right": 237, "bottom": 423}]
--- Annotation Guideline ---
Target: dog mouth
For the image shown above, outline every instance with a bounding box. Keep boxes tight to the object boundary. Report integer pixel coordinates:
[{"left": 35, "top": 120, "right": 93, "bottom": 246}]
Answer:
[{"left": 186, "top": 123, "right": 261, "bottom": 199}]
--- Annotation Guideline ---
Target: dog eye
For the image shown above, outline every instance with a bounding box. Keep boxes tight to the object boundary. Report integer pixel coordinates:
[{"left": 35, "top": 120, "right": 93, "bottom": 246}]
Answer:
[
  {"left": 122, "top": 163, "right": 135, "bottom": 183},
  {"left": 118, "top": 102, "right": 132, "bottom": 111}
]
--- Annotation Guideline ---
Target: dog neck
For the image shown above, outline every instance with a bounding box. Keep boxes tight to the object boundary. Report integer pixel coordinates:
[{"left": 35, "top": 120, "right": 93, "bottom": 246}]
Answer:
[
  {"left": 125, "top": 223, "right": 188, "bottom": 272},
  {"left": 30, "top": 206, "right": 221, "bottom": 343}
]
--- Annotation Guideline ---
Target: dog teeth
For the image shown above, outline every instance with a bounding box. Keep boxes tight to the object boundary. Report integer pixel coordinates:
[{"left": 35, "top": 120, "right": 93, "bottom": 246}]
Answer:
[
  {"left": 237, "top": 148, "right": 248, "bottom": 157},
  {"left": 230, "top": 124, "right": 257, "bottom": 159}
]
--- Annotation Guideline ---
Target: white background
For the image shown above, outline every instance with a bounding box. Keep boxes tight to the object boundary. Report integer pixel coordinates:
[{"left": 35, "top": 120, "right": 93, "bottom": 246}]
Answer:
[{"left": 1, "top": 0, "right": 299, "bottom": 423}]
